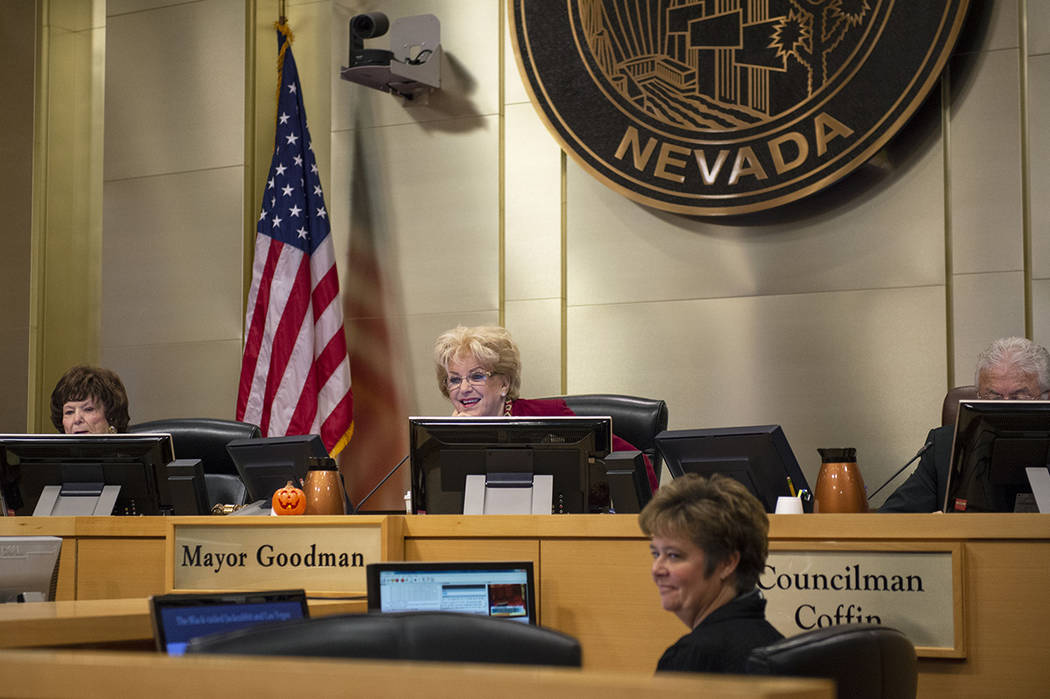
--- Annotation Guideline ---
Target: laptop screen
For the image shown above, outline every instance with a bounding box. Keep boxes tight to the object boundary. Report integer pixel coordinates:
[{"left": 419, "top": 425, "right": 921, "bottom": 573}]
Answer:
[
  {"left": 366, "top": 561, "right": 536, "bottom": 624},
  {"left": 149, "top": 589, "right": 309, "bottom": 655}
]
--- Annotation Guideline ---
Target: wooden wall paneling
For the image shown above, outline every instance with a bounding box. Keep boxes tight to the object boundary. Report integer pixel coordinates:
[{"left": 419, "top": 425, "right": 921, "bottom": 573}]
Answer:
[
  {"left": 539, "top": 538, "right": 682, "bottom": 672},
  {"left": 76, "top": 538, "right": 166, "bottom": 600}
]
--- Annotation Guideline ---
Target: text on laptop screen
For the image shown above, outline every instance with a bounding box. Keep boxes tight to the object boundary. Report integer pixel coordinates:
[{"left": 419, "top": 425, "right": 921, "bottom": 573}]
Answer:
[
  {"left": 151, "top": 592, "right": 308, "bottom": 655},
  {"left": 371, "top": 563, "right": 534, "bottom": 623}
]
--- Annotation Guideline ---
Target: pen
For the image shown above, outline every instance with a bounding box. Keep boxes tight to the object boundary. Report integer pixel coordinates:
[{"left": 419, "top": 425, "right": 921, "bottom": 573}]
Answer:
[{"left": 786, "top": 476, "right": 797, "bottom": 497}]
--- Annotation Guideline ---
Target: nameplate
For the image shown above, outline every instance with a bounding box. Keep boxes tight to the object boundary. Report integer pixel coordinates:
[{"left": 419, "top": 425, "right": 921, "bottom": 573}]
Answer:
[
  {"left": 761, "top": 543, "right": 963, "bottom": 657},
  {"left": 165, "top": 516, "right": 403, "bottom": 594}
]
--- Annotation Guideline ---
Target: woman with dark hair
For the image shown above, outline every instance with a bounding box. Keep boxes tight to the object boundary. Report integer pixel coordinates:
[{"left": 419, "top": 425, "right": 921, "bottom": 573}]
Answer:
[
  {"left": 49, "top": 365, "right": 131, "bottom": 434},
  {"left": 2, "top": 365, "right": 131, "bottom": 513},
  {"left": 640, "top": 472, "right": 782, "bottom": 674}
]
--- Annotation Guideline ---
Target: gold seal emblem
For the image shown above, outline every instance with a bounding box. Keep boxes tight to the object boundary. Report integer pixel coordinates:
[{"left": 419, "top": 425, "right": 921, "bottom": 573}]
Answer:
[{"left": 511, "top": 0, "right": 969, "bottom": 215}]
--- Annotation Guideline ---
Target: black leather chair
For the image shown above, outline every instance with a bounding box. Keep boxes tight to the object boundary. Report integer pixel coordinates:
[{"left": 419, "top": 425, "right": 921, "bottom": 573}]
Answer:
[
  {"left": 127, "top": 418, "right": 261, "bottom": 507},
  {"left": 185, "top": 611, "right": 582, "bottom": 667},
  {"left": 942, "top": 385, "right": 978, "bottom": 427},
  {"left": 200, "top": 473, "right": 248, "bottom": 508},
  {"left": 745, "top": 624, "right": 917, "bottom": 699},
  {"left": 545, "top": 394, "right": 669, "bottom": 475}
]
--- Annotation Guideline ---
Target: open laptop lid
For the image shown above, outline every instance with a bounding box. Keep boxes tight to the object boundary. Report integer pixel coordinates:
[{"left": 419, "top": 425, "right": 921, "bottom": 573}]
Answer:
[
  {"left": 366, "top": 561, "right": 536, "bottom": 624},
  {"left": 149, "top": 589, "right": 309, "bottom": 655}
]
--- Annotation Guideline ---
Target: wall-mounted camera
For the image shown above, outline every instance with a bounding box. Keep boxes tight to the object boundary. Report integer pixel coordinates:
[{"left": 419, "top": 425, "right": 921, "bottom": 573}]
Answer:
[{"left": 340, "top": 13, "right": 441, "bottom": 100}]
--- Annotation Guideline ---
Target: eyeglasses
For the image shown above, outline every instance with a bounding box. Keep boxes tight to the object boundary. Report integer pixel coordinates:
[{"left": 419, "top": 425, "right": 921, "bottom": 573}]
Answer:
[
  {"left": 446, "top": 370, "right": 492, "bottom": 390},
  {"left": 976, "top": 389, "right": 1047, "bottom": 400}
]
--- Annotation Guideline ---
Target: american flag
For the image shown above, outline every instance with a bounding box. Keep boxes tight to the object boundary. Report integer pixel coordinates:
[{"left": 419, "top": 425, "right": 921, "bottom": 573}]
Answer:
[{"left": 236, "top": 25, "right": 353, "bottom": 456}]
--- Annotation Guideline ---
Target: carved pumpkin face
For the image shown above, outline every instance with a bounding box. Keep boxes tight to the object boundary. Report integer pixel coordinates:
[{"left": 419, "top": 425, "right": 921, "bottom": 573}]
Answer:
[{"left": 273, "top": 481, "right": 306, "bottom": 515}]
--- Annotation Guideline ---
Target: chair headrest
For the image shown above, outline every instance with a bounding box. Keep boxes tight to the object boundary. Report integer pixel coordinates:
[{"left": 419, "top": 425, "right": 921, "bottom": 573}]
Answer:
[
  {"left": 186, "top": 611, "right": 582, "bottom": 667},
  {"left": 554, "top": 394, "right": 669, "bottom": 451},
  {"left": 746, "top": 624, "right": 916, "bottom": 699},
  {"left": 941, "top": 385, "right": 978, "bottom": 427},
  {"left": 127, "top": 418, "right": 261, "bottom": 475}
]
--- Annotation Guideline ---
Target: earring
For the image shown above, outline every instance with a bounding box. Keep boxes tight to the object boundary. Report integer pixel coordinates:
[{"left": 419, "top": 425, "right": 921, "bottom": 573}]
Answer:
[{"left": 108, "top": 425, "right": 116, "bottom": 433}]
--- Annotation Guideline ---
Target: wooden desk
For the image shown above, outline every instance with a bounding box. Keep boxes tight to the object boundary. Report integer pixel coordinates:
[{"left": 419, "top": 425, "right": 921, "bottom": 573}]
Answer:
[
  {"left": 0, "top": 597, "right": 366, "bottom": 650},
  {"left": 2, "top": 513, "right": 1048, "bottom": 698},
  {"left": 0, "top": 649, "right": 832, "bottom": 698}
]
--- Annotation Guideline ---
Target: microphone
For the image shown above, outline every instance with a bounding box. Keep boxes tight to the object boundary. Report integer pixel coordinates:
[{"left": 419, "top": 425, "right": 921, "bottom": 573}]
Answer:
[
  {"left": 867, "top": 441, "right": 934, "bottom": 501},
  {"left": 350, "top": 454, "right": 409, "bottom": 515}
]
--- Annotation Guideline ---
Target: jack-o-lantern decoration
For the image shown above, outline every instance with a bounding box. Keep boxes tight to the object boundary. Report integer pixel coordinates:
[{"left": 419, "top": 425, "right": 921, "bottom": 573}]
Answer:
[{"left": 273, "top": 481, "right": 306, "bottom": 515}]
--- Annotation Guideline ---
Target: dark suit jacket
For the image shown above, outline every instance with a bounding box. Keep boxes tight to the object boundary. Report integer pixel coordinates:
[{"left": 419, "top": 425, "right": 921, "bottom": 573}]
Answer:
[
  {"left": 878, "top": 424, "right": 953, "bottom": 513},
  {"left": 655, "top": 589, "right": 783, "bottom": 674}
]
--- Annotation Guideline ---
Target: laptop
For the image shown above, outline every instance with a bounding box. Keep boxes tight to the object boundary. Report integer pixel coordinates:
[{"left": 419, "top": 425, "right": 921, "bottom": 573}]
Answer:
[
  {"left": 149, "top": 589, "right": 309, "bottom": 655},
  {"left": 366, "top": 561, "right": 536, "bottom": 624}
]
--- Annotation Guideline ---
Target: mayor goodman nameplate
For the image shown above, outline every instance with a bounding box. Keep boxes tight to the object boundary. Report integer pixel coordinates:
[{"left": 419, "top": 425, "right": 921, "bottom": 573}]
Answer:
[{"left": 166, "top": 516, "right": 402, "bottom": 594}]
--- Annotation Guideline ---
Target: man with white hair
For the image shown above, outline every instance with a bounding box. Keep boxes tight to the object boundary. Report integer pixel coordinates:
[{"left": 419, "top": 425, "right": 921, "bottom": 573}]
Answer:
[{"left": 880, "top": 336, "right": 1050, "bottom": 512}]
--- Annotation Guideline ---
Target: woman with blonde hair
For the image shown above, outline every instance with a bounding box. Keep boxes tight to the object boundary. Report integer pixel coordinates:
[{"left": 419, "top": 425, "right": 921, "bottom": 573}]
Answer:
[{"left": 433, "top": 325, "right": 657, "bottom": 490}]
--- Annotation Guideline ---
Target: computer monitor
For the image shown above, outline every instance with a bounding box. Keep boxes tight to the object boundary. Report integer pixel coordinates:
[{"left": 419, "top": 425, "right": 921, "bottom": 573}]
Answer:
[
  {"left": 655, "top": 425, "right": 810, "bottom": 513},
  {"left": 226, "top": 434, "right": 327, "bottom": 503},
  {"left": 408, "top": 416, "right": 613, "bottom": 514},
  {"left": 0, "top": 434, "right": 175, "bottom": 516},
  {"left": 150, "top": 589, "right": 310, "bottom": 655},
  {"left": 0, "top": 536, "right": 62, "bottom": 602},
  {"left": 366, "top": 561, "right": 536, "bottom": 624},
  {"left": 944, "top": 400, "right": 1050, "bottom": 513},
  {"left": 165, "top": 459, "right": 210, "bottom": 515}
]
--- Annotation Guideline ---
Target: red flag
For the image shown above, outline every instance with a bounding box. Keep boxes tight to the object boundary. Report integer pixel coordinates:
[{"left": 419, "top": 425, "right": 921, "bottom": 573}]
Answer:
[
  {"left": 339, "top": 132, "right": 411, "bottom": 511},
  {"left": 237, "top": 24, "right": 353, "bottom": 456}
]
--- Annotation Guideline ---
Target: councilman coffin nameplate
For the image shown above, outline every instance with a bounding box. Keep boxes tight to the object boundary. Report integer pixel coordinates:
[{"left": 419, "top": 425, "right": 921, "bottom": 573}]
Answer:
[
  {"left": 760, "top": 548, "right": 961, "bottom": 656},
  {"left": 510, "top": 0, "right": 969, "bottom": 215},
  {"left": 168, "top": 518, "right": 395, "bottom": 594}
]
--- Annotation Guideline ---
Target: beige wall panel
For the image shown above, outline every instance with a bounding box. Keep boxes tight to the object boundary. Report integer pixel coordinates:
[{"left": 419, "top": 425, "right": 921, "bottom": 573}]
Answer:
[
  {"left": 107, "top": 0, "right": 189, "bottom": 15},
  {"left": 567, "top": 286, "right": 946, "bottom": 491},
  {"left": 959, "top": 0, "right": 1018, "bottom": 54},
  {"left": 565, "top": 145, "right": 946, "bottom": 306},
  {"left": 1031, "top": 2, "right": 1050, "bottom": 55},
  {"left": 1029, "top": 54, "right": 1050, "bottom": 278},
  {"left": 103, "top": 0, "right": 244, "bottom": 180},
  {"left": 51, "top": 0, "right": 105, "bottom": 29},
  {"left": 40, "top": 18, "right": 106, "bottom": 396},
  {"left": 950, "top": 271, "right": 1025, "bottom": 386},
  {"left": 351, "top": 117, "right": 499, "bottom": 316},
  {"left": 102, "top": 339, "right": 243, "bottom": 422},
  {"left": 506, "top": 102, "right": 561, "bottom": 301},
  {"left": 328, "top": 127, "right": 356, "bottom": 293},
  {"left": 948, "top": 48, "right": 1023, "bottom": 275},
  {"left": 405, "top": 311, "right": 500, "bottom": 416},
  {"left": 1031, "top": 279, "right": 1050, "bottom": 352},
  {"left": 102, "top": 168, "right": 244, "bottom": 348},
  {"left": 0, "top": 327, "right": 30, "bottom": 432},
  {"left": 331, "top": 0, "right": 500, "bottom": 132},
  {"left": 503, "top": 7, "right": 529, "bottom": 105},
  {"left": 505, "top": 298, "right": 562, "bottom": 399},
  {"left": 0, "top": 0, "right": 35, "bottom": 433}
]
